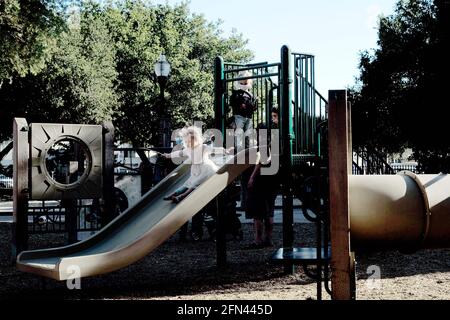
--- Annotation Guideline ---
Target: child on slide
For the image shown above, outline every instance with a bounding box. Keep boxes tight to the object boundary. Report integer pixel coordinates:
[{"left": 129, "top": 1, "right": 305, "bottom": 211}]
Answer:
[{"left": 163, "top": 126, "right": 231, "bottom": 204}]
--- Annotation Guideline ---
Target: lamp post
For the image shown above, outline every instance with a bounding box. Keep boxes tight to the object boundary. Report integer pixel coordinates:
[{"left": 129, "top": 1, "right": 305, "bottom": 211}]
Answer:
[{"left": 154, "top": 53, "right": 171, "bottom": 148}]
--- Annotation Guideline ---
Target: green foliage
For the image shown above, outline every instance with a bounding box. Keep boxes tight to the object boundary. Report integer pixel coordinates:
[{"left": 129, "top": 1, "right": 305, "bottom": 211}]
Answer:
[
  {"left": 351, "top": 0, "right": 450, "bottom": 171},
  {"left": 99, "top": 0, "right": 253, "bottom": 145},
  {"left": 0, "top": 0, "right": 66, "bottom": 84},
  {"left": 0, "top": 2, "right": 120, "bottom": 142},
  {"left": 0, "top": 0, "right": 253, "bottom": 147}
]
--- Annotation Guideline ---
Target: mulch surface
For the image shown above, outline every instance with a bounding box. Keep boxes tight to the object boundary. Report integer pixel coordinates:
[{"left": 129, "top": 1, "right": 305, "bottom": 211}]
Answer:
[{"left": 1, "top": 222, "right": 449, "bottom": 300}]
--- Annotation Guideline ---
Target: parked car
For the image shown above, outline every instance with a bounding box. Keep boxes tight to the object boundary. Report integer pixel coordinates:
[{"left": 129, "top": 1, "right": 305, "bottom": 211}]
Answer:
[{"left": 0, "top": 174, "right": 13, "bottom": 189}]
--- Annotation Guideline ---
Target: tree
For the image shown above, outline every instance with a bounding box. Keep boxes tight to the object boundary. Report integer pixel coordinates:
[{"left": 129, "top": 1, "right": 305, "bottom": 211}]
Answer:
[
  {"left": 0, "top": 0, "right": 253, "bottom": 149},
  {"left": 0, "top": 0, "right": 66, "bottom": 85},
  {"left": 351, "top": 0, "right": 450, "bottom": 172},
  {"left": 1, "top": 0, "right": 252, "bottom": 201},
  {"left": 0, "top": 1, "right": 120, "bottom": 143},
  {"left": 99, "top": 0, "right": 253, "bottom": 146}
]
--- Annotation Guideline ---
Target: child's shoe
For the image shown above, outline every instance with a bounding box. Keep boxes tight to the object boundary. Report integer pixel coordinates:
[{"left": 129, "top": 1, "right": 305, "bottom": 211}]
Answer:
[
  {"left": 172, "top": 196, "right": 182, "bottom": 204},
  {"left": 191, "top": 231, "right": 202, "bottom": 242},
  {"left": 163, "top": 195, "right": 173, "bottom": 201}
]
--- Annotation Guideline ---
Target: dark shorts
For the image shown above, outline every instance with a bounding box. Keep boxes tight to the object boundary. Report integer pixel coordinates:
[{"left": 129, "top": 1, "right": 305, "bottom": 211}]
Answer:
[{"left": 245, "top": 173, "right": 278, "bottom": 220}]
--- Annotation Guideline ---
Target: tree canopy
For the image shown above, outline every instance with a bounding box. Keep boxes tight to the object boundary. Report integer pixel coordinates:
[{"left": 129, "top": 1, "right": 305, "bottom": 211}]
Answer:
[
  {"left": 0, "top": 0, "right": 253, "bottom": 147},
  {"left": 0, "top": 0, "right": 65, "bottom": 85},
  {"left": 351, "top": 0, "right": 450, "bottom": 172}
]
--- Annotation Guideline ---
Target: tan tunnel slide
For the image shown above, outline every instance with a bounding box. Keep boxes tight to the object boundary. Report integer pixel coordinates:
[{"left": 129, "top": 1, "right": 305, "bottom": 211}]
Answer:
[
  {"left": 17, "top": 149, "right": 259, "bottom": 280},
  {"left": 350, "top": 172, "right": 450, "bottom": 250}
]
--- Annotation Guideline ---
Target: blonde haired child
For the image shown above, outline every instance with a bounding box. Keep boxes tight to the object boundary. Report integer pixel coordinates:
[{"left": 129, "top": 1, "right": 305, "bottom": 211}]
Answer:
[{"left": 163, "top": 126, "right": 222, "bottom": 203}]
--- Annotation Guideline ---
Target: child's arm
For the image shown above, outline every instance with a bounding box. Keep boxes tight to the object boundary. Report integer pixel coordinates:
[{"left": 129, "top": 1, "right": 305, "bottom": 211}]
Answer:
[
  {"left": 209, "top": 146, "right": 234, "bottom": 156},
  {"left": 163, "top": 148, "right": 187, "bottom": 159}
]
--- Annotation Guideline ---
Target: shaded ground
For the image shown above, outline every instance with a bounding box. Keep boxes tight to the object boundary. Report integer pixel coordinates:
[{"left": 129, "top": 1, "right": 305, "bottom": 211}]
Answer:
[{"left": 0, "top": 222, "right": 449, "bottom": 300}]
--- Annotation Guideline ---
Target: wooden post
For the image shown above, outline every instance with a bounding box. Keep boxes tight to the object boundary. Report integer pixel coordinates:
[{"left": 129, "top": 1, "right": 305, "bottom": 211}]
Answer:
[
  {"left": 328, "top": 90, "right": 353, "bottom": 300},
  {"left": 347, "top": 101, "right": 357, "bottom": 299},
  {"left": 12, "top": 118, "right": 29, "bottom": 259},
  {"left": 102, "top": 121, "right": 116, "bottom": 225}
]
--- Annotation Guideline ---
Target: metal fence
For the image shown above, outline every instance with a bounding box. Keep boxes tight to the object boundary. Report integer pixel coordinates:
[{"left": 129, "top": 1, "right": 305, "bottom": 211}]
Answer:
[
  {"left": 352, "top": 148, "right": 420, "bottom": 175},
  {"left": 27, "top": 200, "right": 102, "bottom": 234},
  {"left": 390, "top": 163, "right": 419, "bottom": 174},
  {"left": 114, "top": 148, "right": 147, "bottom": 175},
  {"left": 352, "top": 148, "right": 395, "bottom": 175},
  {"left": 0, "top": 176, "right": 13, "bottom": 189}
]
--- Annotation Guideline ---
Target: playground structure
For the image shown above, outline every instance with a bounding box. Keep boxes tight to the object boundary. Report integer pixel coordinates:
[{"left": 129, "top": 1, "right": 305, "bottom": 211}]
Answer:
[
  {"left": 10, "top": 45, "right": 450, "bottom": 300},
  {"left": 214, "top": 47, "right": 331, "bottom": 299},
  {"left": 11, "top": 120, "right": 117, "bottom": 255}
]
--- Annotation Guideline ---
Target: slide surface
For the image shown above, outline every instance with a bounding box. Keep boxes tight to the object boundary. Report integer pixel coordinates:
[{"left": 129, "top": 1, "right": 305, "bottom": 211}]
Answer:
[{"left": 17, "top": 149, "right": 259, "bottom": 280}]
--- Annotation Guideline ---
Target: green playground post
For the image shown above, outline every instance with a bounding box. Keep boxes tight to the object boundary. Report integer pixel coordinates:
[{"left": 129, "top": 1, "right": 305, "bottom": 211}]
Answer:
[
  {"left": 214, "top": 56, "right": 227, "bottom": 268},
  {"left": 215, "top": 56, "right": 225, "bottom": 138},
  {"left": 280, "top": 45, "right": 295, "bottom": 274}
]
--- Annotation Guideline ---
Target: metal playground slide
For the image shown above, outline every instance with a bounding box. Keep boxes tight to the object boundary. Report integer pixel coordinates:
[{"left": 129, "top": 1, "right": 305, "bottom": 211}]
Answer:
[{"left": 17, "top": 149, "right": 259, "bottom": 280}]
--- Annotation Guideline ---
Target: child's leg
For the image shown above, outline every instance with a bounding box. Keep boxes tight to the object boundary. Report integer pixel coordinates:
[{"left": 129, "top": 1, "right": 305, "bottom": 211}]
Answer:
[
  {"left": 174, "top": 186, "right": 190, "bottom": 196},
  {"left": 264, "top": 217, "right": 274, "bottom": 245},
  {"left": 263, "top": 193, "right": 276, "bottom": 246},
  {"left": 191, "top": 211, "right": 204, "bottom": 240},
  {"left": 164, "top": 186, "right": 189, "bottom": 200},
  {"left": 163, "top": 193, "right": 175, "bottom": 200},
  {"left": 253, "top": 218, "right": 264, "bottom": 244},
  {"left": 244, "top": 118, "right": 255, "bottom": 149},
  {"left": 234, "top": 115, "right": 246, "bottom": 152},
  {"left": 179, "top": 222, "right": 188, "bottom": 241},
  {"left": 173, "top": 188, "right": 194, "bottom": 203}
]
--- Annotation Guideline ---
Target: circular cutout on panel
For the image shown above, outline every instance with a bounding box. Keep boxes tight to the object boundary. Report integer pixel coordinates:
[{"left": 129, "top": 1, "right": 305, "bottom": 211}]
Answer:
[{"left": 44, "top": 137, "right": 92, "bottom": 189}]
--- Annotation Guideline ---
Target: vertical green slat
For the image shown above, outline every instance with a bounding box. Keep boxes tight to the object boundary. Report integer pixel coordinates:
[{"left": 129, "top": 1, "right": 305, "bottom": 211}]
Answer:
[
  {"left": 312, "top": 57, "right": 317, "bottom": 153},
  {"left": 293, "top": 56, "right": 297, "bottom": 154},
  {"left": 311, "top": 58, "right": 315, "bottom": 152},
  {"left": 314, "top": 59, "right": 317, "bottom": 151},
  {"left": 280, "top": 45, "right": 293, "bottom": 165},
  {"left": 299, "top": 57, "right": 304, "bottom": 152},
  {"left": 254, "top": 68, "right": 257, "bottom": 127},
  {"left": 306, "top": 56, "right": 311, "bottom": 153},
  {"left": 309, "top": 58, "right": 312, "bottom": 151},
  {"left": 264, "top": 76, "right": 267, "bottom": 126},
  {"left": 294, "top": 56, "right": 300, "bottom": 154},
  {"left": 280, "top": 45, "right": 294, "bottom": 275},
  {"left": 214, "top": 57, "right": 225, "bottom": 145},
  {"left": 303, "top": 57, "right": 308, "bottom": 152},
  {"left": 257, "top": 67, "right": 261, "bottom": 127},
  {"left": 214, "top": 56, "right": 227, "bottom": 268},
  {"left": 304, "top": 56, "right": 309, "bottom": 152}
]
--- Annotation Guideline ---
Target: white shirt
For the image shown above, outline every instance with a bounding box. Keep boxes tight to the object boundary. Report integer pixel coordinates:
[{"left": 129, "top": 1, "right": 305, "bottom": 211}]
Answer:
[{"left": 170, "top": 144, "right": 219, "bottom": 188}]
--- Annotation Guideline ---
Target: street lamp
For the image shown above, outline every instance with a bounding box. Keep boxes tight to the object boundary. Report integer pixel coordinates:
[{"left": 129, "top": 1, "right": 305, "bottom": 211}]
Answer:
[{"left": 153, "top": 53, "right": 171, "bottom": 148}]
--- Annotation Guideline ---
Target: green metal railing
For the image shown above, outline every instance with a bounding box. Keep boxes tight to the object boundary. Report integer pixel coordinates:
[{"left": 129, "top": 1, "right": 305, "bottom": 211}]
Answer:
[
  {"left": 221, "top": 62, "right": 281, "bottom": 131},
  {"left": 292, "top": 53, "right": 328, "bottom": 156},
  {"left": 215, "top": 51, "right": 329, "bottom": 163}
]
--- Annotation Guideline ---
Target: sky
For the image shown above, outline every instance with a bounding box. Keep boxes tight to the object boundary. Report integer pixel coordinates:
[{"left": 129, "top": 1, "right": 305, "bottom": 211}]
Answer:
[{"left": 153, "top": 0, "right": 398, "bottom": 95}]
